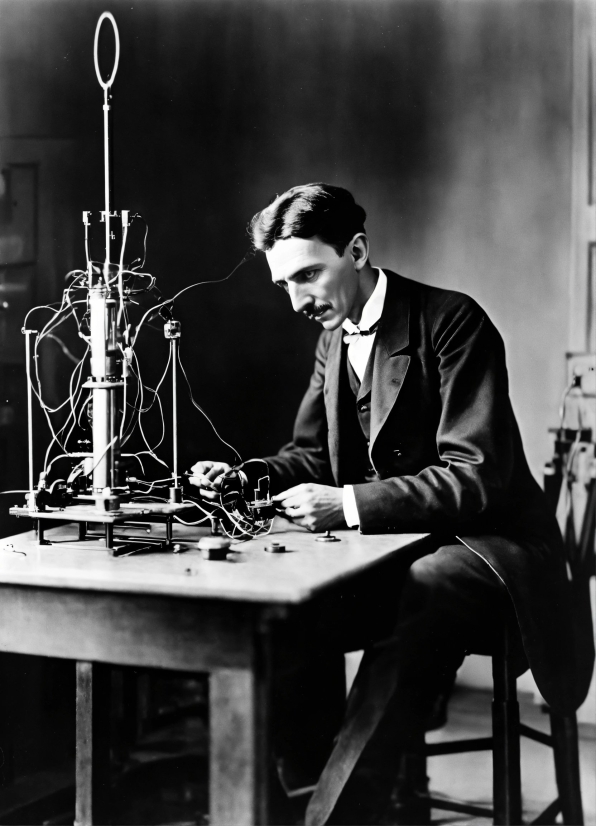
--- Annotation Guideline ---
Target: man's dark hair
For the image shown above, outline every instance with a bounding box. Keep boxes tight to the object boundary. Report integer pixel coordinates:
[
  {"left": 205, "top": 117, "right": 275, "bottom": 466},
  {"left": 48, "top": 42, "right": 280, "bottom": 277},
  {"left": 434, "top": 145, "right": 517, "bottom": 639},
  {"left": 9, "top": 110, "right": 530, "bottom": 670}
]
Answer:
[{"left": 249, "top": 182, "right": 367, "bottom": 256}]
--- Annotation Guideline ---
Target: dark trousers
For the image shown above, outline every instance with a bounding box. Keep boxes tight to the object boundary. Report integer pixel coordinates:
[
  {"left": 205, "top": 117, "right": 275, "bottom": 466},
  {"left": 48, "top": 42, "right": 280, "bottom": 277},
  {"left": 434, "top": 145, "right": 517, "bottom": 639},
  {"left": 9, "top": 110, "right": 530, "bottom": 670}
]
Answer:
[
  {"left": 274, "top": 538, "right": 528, "bottom": 823},
  {"left": 328, "top": 540, "right": 528, "bottom": 822}
]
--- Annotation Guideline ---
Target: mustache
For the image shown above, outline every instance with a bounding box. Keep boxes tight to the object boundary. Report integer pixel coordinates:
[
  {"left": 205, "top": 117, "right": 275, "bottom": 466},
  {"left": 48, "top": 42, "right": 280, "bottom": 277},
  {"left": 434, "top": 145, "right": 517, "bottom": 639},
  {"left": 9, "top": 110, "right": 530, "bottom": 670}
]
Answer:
[{"left": 303, "top": 302, "right": 331, "bottom": 320}]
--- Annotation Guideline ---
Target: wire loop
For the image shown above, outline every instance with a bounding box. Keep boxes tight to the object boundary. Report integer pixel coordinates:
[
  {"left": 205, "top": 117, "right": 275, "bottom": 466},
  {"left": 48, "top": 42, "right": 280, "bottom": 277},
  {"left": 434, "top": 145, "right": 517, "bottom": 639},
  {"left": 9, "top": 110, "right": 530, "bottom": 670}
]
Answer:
[{"left": 94, "top": 12, "right": 120, "bottom": 91}]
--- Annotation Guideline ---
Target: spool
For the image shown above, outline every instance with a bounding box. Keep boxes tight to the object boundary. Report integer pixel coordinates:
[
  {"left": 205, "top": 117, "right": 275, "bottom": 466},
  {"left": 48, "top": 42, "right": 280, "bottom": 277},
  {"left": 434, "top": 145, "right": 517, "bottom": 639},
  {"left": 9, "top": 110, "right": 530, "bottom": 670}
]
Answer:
[{"left": 198, "top": 536, "right": 232, "bottom": 561}]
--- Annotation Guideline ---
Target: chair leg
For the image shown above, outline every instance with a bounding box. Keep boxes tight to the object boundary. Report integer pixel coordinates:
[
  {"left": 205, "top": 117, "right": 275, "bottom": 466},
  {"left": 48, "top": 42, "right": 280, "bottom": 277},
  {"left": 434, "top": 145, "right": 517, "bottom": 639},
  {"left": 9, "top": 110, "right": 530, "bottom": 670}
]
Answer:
[
  {"left": 550, "top": 712, "right": 584, "bottom": 825},
  {"left": 492, "top": 629, "right": 522, "bottom": 825}
]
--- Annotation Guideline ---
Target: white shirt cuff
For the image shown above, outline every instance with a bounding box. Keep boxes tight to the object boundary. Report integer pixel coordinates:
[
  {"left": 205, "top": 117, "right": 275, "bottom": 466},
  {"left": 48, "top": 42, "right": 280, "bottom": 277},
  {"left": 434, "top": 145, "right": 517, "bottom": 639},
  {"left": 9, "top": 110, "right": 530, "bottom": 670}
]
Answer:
[{"left": 342, "top": 485, "right": 360, "bottom": 527}]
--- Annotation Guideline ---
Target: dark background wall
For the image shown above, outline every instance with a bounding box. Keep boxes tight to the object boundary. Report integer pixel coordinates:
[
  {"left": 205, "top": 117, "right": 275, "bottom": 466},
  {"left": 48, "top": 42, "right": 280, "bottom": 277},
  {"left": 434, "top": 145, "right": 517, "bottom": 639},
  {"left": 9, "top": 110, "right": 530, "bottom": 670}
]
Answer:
[
  {"left": 0, "top": 0, "right": 572, "bottom": 487},
  {"left": 0, "top": 0, "right": 578, "bottom": 789}
]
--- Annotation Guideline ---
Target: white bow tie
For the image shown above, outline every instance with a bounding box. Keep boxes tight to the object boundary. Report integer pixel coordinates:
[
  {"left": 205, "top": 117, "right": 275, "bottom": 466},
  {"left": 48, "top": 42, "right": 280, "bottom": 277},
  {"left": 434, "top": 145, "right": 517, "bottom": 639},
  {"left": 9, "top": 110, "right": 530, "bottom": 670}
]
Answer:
[{"left": 343, "top": 321, "right": 379, "bottom": 345}]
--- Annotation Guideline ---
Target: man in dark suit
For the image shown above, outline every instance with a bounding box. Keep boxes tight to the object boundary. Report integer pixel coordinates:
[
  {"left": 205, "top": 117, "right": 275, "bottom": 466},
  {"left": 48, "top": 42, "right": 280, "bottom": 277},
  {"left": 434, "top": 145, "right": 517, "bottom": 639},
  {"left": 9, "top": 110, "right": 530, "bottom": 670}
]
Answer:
[{"left": 191, "top": 183, "right": 593, "bottom": 825}]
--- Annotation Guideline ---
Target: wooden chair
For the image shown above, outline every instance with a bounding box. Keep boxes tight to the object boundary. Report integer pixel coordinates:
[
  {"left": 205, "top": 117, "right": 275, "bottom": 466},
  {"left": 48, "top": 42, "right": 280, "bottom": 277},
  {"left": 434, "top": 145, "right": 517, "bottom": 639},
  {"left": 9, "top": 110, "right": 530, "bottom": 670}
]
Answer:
[{"left": 424, "top": 620, "right": 584, "bottom": 825}]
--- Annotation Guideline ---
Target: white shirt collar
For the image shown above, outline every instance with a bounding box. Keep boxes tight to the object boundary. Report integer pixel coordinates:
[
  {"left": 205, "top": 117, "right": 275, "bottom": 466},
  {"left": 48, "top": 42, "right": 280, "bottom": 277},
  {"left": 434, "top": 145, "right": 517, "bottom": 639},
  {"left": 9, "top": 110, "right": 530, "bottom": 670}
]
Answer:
[{"left": 342, "top": 268, "right": 387, "bottom": 334}]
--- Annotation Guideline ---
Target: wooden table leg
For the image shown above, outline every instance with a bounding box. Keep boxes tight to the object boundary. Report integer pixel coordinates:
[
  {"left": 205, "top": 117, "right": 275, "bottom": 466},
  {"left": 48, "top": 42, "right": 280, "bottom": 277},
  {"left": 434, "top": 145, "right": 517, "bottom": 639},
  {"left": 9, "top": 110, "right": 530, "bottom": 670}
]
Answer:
[
  {"left": 75, "top": 662, "right": 111, "bottom": 826},
  {"left": 210, "top": 667, "right": 270, "bottom": 826}
]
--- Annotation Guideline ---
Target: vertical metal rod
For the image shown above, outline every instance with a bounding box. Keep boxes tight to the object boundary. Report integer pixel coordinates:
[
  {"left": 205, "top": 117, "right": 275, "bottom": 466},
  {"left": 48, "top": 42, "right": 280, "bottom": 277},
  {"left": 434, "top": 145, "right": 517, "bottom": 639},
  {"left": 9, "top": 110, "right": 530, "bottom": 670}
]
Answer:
[
  {"left": 24, "top": 330, "right": 35, "bottom": 508},
  {"left": 103, "top": 88, "right": 111, "bottom": 284},
  {"left": 172, "top": 337, "right": 178, "bottom": 486},
  {"left": 37, "top": 520, "right": 50, "bottom": 546}
]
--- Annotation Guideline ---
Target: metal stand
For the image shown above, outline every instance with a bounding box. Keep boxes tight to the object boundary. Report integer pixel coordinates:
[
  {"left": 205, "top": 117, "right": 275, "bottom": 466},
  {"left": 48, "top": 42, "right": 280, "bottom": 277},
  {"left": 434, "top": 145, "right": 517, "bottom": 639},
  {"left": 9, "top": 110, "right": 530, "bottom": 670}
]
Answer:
[
  {"left": 23, "top": 329, "right": 38, "bottom": 511},
  {"left": 11, "top": 15, "right": 191, "bottom": 556},
  {"left": 165, "top": 320, "right": 182, "bottom": 504}
]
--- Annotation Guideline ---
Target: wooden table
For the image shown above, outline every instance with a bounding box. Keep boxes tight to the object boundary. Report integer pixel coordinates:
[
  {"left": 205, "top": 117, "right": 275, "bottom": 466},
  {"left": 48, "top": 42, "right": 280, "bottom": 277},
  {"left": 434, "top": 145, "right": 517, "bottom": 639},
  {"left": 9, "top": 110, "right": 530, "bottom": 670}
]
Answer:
[{"left": 0, "top": 521, "right": 427, "bottom": 825}]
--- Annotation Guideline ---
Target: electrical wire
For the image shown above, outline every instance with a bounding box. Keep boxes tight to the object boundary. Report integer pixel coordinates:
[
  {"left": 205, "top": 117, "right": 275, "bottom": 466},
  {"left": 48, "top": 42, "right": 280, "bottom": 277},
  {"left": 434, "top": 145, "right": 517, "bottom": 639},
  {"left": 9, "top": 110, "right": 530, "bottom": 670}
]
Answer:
[
  {"left": 85, "top": 435, "right": 118, "bottom": 478},
  {"left": 211, "top": 459, "right": 274, "bottom": 540},
  {"left": 177, "top": 345, "right": 242, "bottom": 465},
  {"left": 173, "top": 514, "right": 210, "bottom": 526},
  {"left": 25, "top": 206, "right": 257, "bottom": 534},
  {"left": 116, "top": 219, "right": 129, "bottom": 330},
  {"left": 129, "top": 477, "right": 171, "bottom": 493},
  {"left": 44, "top": 333, "right": 82, "bottom": 364},
  {"left": 130, "top": 350, "right": 170, "bottom": 468},
  {"left": 44, "top": 454, "right": 73, "bottom": 473},
  {"left": 42, "top": 346, "right": 89, "bottom": 470},
  {"left": 130, "top": 250, "right": 253, "bottom": 346},
  {"left": 173, "top": 501, "right": 211, "bottom": 526}
]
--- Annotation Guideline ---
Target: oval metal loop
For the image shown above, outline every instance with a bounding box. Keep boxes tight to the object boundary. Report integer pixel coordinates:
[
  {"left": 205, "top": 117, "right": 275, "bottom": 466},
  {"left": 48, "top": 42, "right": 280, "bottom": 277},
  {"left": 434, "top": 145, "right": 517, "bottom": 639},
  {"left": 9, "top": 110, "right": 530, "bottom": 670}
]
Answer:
[{"left": 93, "top": 12, "right": 120, "bottom": 91}]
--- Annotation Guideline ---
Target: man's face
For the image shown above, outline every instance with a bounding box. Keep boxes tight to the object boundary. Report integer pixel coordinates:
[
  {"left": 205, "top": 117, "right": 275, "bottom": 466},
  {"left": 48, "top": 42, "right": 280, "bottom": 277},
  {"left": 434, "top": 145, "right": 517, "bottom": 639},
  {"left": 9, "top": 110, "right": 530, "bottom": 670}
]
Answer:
[{"left": 266, "top": 236, "right": 360, "bottom": 331}]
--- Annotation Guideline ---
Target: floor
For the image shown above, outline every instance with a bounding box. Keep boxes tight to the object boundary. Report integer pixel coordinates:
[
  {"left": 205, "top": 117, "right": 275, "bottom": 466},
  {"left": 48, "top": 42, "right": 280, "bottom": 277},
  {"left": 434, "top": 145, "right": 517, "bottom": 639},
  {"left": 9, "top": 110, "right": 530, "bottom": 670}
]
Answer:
[
  {"left": 20, "top": 684, "right": 594, "bottom": 825},
  {"left": 426, "top": 688, "right": 596, "bottom": 826},
  {"left": 104, "top": 685, "right": 595, "bottom": 826}
]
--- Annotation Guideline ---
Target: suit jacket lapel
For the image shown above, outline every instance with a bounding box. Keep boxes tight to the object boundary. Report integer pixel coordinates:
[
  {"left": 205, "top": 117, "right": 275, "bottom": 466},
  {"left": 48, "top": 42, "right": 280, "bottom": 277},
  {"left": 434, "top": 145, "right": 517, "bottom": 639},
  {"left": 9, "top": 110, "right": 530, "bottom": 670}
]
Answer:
[
  {"left": 323, "top": 272, "right": 411, "bottom": 481},
  {"left": 324, "top": 328, "right": 343, "bottom": 483},
  {"left": 370, "top": 272, "right": 411, "bottom": 453}
]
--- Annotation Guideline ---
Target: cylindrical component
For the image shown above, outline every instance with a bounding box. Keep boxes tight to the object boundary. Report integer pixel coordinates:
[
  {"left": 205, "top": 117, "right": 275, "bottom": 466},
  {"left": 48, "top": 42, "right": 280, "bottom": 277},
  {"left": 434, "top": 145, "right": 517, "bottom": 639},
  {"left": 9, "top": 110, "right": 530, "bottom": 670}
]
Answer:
[
  {"left": 92, "top": 387, "right": 110, "bottom": 492},
  {"left": 264, "top": 542, "right": 286, "bottom": 553},
  {"left": 90, "top": 288, "right": 107, "bottom": 379},
  {"left": 198, "top": 536, "right": 231, "bottom": 561},
  {"left": 89, "top": 287, "right": 121, "bottom": 496},
  {"left": 101, "top": 488, "right": 119, "bottom": 512},
  {"left": 109, "top": 384, "right": 116, "bottom": 484}
]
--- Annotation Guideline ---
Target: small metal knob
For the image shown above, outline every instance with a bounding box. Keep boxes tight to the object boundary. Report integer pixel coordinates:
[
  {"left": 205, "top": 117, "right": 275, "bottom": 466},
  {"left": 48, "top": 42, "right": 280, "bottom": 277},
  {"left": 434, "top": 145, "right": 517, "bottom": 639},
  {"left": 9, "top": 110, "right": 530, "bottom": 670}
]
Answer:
[{"left": 316, "top": 530, "right": 340, "bottom": 543}]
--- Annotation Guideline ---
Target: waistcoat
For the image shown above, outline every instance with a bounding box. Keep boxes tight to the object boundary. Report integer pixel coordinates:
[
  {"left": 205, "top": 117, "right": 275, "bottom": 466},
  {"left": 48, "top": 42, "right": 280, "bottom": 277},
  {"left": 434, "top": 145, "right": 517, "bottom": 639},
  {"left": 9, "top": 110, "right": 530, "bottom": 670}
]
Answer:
[{"left": 339, "top": 344, "right": 378, "bottom": 483}]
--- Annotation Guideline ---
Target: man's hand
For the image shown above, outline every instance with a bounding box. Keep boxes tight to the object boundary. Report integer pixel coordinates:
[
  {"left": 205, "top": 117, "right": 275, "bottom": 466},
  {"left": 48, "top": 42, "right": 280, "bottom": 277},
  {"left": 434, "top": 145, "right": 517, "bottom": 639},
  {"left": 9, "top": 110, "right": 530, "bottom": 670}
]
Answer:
[
  {"left": 273, "top": 484, "right": 346, "bottom": 532},
  {"left": 188, "top": 460, "right": 231, "bottom": 501}
]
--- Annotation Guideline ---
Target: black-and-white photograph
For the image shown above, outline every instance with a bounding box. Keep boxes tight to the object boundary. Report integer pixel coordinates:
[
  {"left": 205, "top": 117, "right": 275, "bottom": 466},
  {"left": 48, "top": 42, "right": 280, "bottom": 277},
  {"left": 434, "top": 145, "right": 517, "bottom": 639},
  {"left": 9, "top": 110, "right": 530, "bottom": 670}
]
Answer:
[{"left": 0, "top": 1, "right": 594, "bottom": 824}]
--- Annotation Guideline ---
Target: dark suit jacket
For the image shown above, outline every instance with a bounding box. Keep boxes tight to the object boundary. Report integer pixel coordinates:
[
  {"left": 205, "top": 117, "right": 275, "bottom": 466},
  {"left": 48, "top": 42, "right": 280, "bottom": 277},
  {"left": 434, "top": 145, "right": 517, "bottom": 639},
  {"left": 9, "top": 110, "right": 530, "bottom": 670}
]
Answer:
[{"left": 266, "top": 271, "right": 594, "bottom": 713}]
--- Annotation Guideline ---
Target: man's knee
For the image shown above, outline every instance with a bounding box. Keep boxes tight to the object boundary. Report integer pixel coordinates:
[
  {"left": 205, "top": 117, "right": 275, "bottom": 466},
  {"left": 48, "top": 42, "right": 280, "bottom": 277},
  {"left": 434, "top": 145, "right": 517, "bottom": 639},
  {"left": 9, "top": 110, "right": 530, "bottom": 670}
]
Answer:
[
  {"left": 402, "top": 544, "right": 465, "bottom": 611},
  {"left": 399, "top": 541, "right": 508, "bottom": 643}
]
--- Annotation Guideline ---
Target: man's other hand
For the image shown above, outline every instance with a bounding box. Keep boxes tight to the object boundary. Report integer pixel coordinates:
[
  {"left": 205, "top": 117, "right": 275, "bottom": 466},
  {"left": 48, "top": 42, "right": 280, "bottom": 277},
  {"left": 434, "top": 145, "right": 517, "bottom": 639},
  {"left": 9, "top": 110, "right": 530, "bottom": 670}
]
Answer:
[
  {"left": 273, "top": 484, "right": 345, "bottom": 532},
  {"left": 188, "top": 460, "right": 231, "bottom": 500}
]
